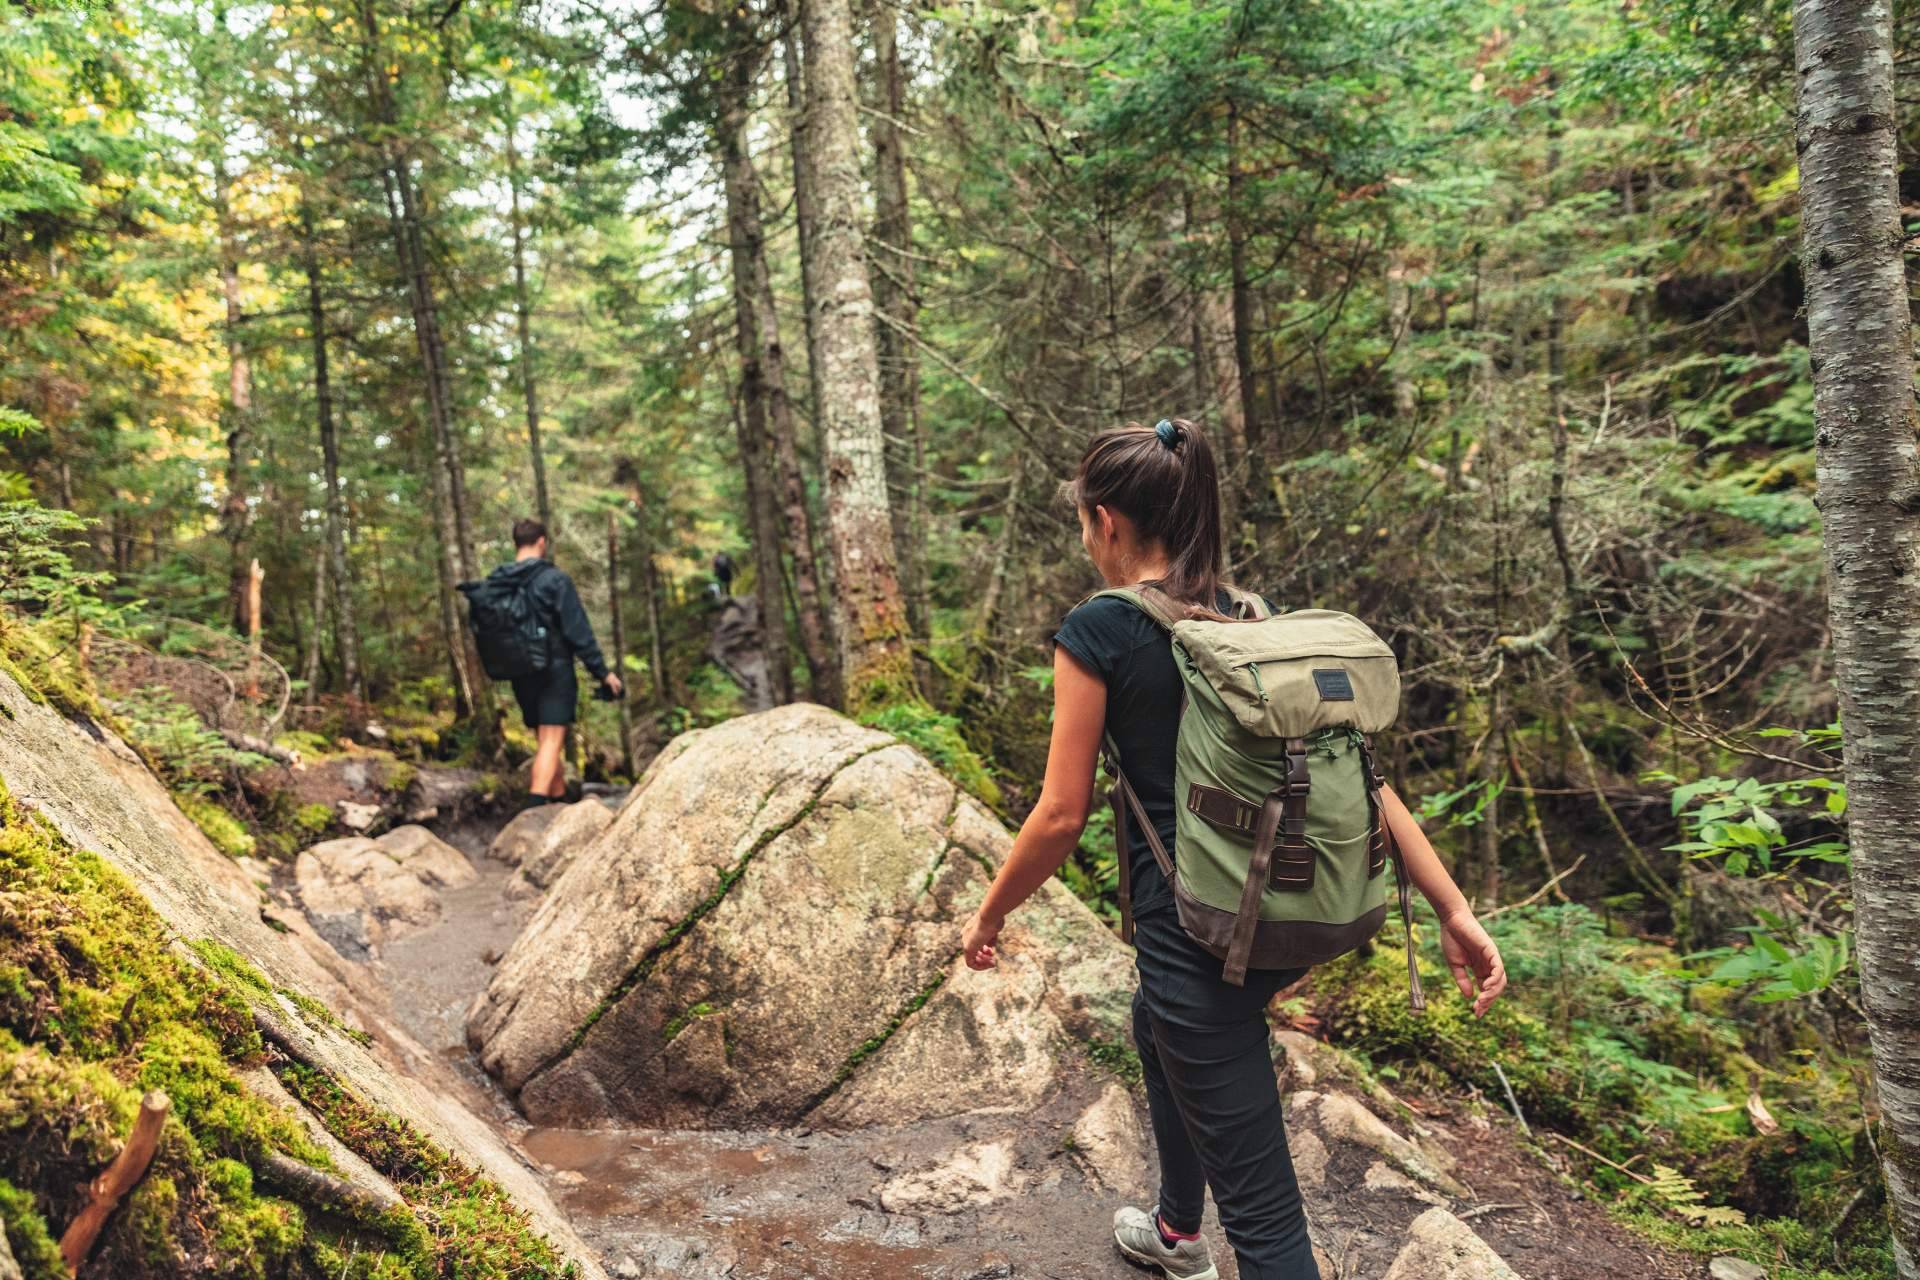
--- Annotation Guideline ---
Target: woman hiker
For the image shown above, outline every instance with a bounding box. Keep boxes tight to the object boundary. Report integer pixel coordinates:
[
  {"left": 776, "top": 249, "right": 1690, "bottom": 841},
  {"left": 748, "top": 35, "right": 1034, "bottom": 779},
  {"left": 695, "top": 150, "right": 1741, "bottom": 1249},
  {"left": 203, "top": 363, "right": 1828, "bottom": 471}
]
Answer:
[{"left": 959, "top": 419, "right": 1508, "bottom": 1280}]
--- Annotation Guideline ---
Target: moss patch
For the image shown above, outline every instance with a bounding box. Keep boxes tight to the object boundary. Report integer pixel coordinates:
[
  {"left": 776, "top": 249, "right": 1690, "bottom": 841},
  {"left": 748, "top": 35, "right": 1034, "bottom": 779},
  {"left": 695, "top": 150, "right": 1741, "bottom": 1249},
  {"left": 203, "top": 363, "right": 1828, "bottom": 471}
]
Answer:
[
  {"left": 661, "top": 1002, "right": 718, "bottom": 1045},
  {"left": 273, "top": 1064, "right": 576, "bottom": 1278},
  {"left": 0, "top": 1177, "right": 63, "bottom": 1279},
  {"left": 857, "top": 702, "right": 1003, "bottom": 810},
  {"left": 0, "top": 782, "right": 569, "bottom": 1278},
  {"left": 174, "top": 793, "right": 256, "bottom": 859},
  {"left": 0, "top": 615, "right": 110, "bottom": 728},
  {"left": 292, "top": 804, "right": 334, "bottom": 836}
]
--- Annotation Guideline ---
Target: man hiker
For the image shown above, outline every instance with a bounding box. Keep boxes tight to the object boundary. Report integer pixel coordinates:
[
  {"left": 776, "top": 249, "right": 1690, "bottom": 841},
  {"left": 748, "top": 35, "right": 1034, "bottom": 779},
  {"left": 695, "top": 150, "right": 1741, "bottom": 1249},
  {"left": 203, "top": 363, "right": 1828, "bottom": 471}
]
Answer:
[{"left": 460, "top": 518, "right": 622, "bottom": 804}]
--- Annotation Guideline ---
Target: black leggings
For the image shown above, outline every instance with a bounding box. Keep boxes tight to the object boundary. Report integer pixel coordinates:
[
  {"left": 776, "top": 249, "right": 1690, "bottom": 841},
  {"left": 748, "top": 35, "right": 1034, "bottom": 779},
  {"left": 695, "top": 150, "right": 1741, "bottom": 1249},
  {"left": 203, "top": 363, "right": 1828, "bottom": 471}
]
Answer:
[{"left": 1132, "top": 908, "right": 1320, "bottom": 1279}]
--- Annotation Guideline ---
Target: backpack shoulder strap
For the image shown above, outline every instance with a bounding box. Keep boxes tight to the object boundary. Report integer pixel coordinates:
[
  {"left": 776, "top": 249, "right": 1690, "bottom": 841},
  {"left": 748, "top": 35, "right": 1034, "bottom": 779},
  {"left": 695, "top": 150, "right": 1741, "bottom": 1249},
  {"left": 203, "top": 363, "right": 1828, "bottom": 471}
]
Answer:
[
  {"left": 1220, "top": 585, "right": 1272, "bottom": 620},
  {"left": 1086, "top": 586, "right": 1183, "bottom": 632}
]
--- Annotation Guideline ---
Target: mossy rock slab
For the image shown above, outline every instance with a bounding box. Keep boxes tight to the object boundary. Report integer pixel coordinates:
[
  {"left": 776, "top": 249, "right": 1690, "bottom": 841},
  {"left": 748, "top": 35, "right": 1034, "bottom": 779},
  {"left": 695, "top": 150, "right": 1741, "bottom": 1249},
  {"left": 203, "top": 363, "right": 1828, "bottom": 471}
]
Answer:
[{"left": 0, "top": 666, "right": 605, "bottom": 1279}]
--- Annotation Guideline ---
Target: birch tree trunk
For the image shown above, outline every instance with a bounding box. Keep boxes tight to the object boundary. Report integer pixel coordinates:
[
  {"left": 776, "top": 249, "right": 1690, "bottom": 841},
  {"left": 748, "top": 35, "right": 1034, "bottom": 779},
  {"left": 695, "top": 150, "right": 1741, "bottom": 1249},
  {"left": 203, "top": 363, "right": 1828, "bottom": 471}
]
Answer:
[
  {"left": 781, "top": 0, "right": 825, "bottom": 440},
  {"left": 1794, "top": 0, "right": 1920, "bottom": 1269},
  {"left": 719, "top": 51, "right": 794, "bottom": 706},
  {"left": 797, "top": 0, "right": 914, "bottom": 709},
  {"left": 869, "top": 2, "right": 928, "bottom": 650}
]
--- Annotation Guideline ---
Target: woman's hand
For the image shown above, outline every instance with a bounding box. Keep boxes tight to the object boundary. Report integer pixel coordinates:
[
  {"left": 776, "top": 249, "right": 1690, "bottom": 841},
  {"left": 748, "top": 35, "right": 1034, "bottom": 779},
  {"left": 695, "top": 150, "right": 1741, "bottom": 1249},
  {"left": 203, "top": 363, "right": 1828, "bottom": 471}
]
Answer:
[
  {"left": 962, "top": 909, "right": 1004, "bottom": 970},
  {"left": 1438, "top": 909, "right": 1507, "bottom": 1017}
]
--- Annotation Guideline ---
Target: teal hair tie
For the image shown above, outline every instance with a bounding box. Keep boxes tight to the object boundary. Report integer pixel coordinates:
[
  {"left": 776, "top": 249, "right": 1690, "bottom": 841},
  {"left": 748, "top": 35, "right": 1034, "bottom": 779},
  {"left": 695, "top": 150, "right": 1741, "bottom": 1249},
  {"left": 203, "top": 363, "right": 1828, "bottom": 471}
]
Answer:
[{"left": 1154, "top": 419, "right": 1180, "bottom": 449}]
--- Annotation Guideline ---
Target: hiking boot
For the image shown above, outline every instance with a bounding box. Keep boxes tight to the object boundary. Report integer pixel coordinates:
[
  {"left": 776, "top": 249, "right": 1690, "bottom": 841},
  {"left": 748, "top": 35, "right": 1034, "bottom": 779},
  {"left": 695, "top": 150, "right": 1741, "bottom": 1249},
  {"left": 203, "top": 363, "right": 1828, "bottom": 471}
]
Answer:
[{"left": 1112, "top": 1206, "right": 1220, "bottom": 1280}]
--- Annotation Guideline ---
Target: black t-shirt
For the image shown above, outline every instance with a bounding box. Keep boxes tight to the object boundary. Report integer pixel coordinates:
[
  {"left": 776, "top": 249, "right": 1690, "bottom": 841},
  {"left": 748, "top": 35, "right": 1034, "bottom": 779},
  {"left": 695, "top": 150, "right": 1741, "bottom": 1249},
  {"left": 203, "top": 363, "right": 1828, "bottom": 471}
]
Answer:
[{"left": 1053, "top": 589, "right": 1273, "bottom": 917}]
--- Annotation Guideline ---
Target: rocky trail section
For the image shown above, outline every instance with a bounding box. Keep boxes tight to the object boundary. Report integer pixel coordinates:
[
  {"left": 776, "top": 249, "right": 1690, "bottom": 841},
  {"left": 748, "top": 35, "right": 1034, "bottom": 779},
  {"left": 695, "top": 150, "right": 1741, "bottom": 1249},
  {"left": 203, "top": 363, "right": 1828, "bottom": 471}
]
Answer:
[
  {"left": 0, "top": 677, "right": 1710, "bottom": 1280},
  {"left": 430, "top": 704, "right": 1701, "bottom": 1279}
]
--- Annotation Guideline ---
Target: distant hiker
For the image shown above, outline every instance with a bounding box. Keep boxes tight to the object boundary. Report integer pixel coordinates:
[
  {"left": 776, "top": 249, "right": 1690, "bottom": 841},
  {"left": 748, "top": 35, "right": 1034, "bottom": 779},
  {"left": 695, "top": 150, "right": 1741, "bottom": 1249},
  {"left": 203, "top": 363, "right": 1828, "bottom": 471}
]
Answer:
[
  {"left": 459, "top": 518, "right": 622, "bottom": 803},
  {"left": 712, "top": 550, "right": 736, "bottom": 595},
  {"left": 959, "top": 419, "right": 1507, "bottom": 1280}
]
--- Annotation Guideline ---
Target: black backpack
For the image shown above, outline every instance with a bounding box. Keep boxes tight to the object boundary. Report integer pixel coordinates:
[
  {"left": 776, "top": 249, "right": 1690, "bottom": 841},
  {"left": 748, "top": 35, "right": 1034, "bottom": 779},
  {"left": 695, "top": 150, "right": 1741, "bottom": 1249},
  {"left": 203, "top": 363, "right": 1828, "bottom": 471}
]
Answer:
[{"left": 458, "top": 567, "right": 555, "bottom": 680}]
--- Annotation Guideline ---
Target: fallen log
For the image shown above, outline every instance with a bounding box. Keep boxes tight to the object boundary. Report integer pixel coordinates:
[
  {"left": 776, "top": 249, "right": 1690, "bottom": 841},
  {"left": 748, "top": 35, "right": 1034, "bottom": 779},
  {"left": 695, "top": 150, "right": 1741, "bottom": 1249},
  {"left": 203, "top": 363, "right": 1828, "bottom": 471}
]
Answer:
[
  {"left": 59, "top": 1089, "right": 169, "bottom": 1271},
  {"left": 219, "top": 727, "right": 299, "bottom": 766},
  {"left": 255, "top": 1150, "right": 403, "bottom": 1221}
]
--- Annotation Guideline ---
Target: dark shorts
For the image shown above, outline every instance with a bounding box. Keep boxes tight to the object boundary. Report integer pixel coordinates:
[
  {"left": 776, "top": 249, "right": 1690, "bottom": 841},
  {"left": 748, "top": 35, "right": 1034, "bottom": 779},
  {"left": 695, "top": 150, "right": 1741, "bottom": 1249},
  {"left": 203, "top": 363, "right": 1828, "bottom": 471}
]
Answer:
[{"left": 510, "top": 663, "right": 577, "bottom": 727}]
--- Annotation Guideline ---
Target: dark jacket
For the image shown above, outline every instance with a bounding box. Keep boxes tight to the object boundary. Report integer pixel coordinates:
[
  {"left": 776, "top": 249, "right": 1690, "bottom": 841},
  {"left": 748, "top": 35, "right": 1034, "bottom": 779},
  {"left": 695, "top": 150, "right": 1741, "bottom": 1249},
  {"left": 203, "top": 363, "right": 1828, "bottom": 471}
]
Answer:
[{"left": 489, "top": 558, "right": 608, "bottom": 681}]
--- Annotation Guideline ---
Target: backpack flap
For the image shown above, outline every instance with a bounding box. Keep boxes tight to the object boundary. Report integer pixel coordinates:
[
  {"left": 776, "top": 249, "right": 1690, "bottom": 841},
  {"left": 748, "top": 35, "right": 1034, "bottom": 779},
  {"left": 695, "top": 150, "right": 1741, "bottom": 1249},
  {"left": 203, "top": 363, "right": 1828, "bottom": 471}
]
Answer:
[{"left": 1172, "top": 610, "right": 1398, "bottom": 738}]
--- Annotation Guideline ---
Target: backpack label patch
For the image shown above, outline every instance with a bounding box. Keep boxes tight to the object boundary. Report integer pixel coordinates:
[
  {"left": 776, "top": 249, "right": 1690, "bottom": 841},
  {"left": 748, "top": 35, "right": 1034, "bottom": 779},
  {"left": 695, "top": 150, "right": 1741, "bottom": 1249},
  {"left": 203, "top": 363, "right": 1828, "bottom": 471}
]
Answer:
[{"left": 1312, "top": 668, "right": 1355, "bottom": 701}]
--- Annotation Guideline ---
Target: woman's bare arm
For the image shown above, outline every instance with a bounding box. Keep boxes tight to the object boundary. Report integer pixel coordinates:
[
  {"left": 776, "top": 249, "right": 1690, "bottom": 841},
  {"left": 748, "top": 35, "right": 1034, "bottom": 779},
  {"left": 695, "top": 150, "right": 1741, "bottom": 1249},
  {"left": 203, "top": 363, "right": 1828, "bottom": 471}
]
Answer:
[
  {"left": 1381, "top": 783, "right": 1508, "bottom": 1016},
  {"left": 961, "top": 646, "right": 1105, "bottom": 968}
]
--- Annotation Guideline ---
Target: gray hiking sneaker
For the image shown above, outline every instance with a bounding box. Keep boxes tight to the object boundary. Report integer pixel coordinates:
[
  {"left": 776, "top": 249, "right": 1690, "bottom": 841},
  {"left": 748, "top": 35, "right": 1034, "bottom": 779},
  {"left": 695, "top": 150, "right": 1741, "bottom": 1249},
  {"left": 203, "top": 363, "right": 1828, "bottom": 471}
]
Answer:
[{"left": 1112, "top": 1206, "right": 1220, "bottom": 1280}]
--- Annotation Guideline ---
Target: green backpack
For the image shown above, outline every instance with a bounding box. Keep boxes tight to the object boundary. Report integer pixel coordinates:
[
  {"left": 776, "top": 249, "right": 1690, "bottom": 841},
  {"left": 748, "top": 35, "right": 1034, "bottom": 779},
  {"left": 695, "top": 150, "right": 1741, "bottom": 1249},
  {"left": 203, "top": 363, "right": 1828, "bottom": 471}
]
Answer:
[{"left": 1097, "top": 586, "right": 1425, "bottom": 1010}]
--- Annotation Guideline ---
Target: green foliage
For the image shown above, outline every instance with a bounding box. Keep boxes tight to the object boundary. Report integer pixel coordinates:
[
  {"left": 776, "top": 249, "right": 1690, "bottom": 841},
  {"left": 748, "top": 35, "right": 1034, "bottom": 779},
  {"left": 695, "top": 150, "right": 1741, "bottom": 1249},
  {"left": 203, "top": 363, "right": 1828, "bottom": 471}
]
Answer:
[
  {"left": 858, "top": 701, "right": 1004, "bottom": 808},
  {"left": 111, "top": 686, "right": 272, "bottom": 800},
  {"left": 1650, "top": 734, "right": 1855, "bottom": 1006},
  {"left": 1319, "top": 903, "right": 1885, "bottom": 1272},
  {"left": 1084, "top": 1034, "right": 1143, "bottom": 1086}
]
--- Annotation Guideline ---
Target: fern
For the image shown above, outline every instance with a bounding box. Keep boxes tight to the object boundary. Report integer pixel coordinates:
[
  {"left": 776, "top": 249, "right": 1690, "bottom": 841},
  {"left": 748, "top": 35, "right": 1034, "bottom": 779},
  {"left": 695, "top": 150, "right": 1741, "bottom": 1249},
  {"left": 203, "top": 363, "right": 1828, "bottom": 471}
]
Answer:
[{"left": 1647, "top": 1163, "right": 1747, "bottom": 1227}]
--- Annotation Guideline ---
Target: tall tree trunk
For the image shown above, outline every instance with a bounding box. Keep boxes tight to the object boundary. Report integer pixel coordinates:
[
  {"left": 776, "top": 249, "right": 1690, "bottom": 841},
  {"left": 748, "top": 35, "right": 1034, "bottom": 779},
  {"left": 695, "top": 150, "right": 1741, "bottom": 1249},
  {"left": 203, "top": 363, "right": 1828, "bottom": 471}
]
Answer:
[
  {"left": 1794, "top": 0, "right": 1920, "bottom": 1270},
  {"left": 1224, "top": 97, "right": 1263, "bottom": 547},
  {"left": 869, "top": 1, "right": 927, "bottom": 652},
  {"left": 212, "top": 159, "right": 255, "bottom": 635},
  {"left": 798, "top": 0, "right": 915, "bottom": 710},
  {"left": 718, "top": 50, "right": 795, "bottom": 706},
  {"left": 619, "top": 462, "right": 670, "bottom": 707},
  {"left": 380, "top": 165, "right": 478, "bottom": 719},
  {"left": 303, "top": 549, "right": 328, "bottom": 694},
  {"left": 1386, "top": 254, "right": 1417, "bottom": 419},
  {"left": 505, "top": 92, "right": 552, "bottom": 533},
  {"left": 781, "top": 0, "right": 825, "bottom": 441},
  {"left": 606, "top": 510, "right": 633, "bottom": 775},
  {"left": 300, "top": 205, "right": 363, "bottom": 700},
  {"left": 359, "top": 0, "right": 488, "bottom": 729},
  {"left": 724, "top": 34, "right": 837, "bottom": 705}
]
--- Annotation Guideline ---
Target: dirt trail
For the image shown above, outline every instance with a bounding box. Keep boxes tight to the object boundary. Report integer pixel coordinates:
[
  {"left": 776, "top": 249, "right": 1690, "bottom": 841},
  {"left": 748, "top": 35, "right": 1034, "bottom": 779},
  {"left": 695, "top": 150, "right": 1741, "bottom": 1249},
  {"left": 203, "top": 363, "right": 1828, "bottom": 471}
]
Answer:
[{"left": 343, "top": 801, "right": 1700, "bottom": 1280}]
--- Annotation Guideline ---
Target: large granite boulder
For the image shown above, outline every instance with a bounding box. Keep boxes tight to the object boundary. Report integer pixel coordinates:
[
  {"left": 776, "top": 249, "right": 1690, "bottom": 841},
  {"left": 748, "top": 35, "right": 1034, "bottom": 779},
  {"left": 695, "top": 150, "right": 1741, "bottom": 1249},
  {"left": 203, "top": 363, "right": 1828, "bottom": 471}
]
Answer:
[{"left": 467, "top": 703, "right": 1134, "bottom": 1129}]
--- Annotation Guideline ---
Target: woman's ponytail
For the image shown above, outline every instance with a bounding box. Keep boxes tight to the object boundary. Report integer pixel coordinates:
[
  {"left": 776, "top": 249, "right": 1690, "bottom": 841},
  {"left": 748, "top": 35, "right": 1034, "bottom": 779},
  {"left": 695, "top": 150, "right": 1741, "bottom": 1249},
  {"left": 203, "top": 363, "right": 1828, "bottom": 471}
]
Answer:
[{"left": 1068, "top": 417, "right": 1226, "bottom": 616}]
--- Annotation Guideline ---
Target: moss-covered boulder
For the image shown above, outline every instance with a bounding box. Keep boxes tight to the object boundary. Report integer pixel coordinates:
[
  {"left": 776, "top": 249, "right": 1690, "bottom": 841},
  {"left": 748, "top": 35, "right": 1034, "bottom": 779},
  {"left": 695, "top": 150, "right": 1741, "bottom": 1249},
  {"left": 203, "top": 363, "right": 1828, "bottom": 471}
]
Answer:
[
  {"left": 467, "top": 703, "right": 1134, "bottom": 1129},
  {"left": 0, "top": 665, "right": 604, "bottom": 1279}
]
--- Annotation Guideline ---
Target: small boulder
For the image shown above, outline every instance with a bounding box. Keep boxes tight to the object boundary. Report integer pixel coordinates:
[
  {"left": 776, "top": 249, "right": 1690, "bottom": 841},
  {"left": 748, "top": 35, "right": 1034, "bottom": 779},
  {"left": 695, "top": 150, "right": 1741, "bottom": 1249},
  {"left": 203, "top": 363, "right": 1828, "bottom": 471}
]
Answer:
[
  {"left": 875, "top": 1141, "right": 1022, "bottom": 1215},
  {"left": 0, "top": 1217, "right": 21, "bottom": 1280},
  {"left": 1290, "top": 1091, "right": 1467, "bottom": 1198},
  {"left": 337, "top": 800, "right": 382, "bottom": 832},
  {"left": 1380, "top": 1207, "right": 1523, "bottom": 1280},
  {"left": 1709, "top": 1260, "right": 1767, "bottom": 1280},
  {"left": 486, "top": 801, "right": 613, "bottom": 890},
  {"left": 488, "top": 804, "right": 562, "bottom": 867},
  {"left": 1069, "top": 1083, "right": 1147, "bottom": 1193},
  {"left": 376, "top": 825, "right": 477, "bottom": 888},
  {"left": 294, "top": 830, "right": 472, "bottom": 960}
]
